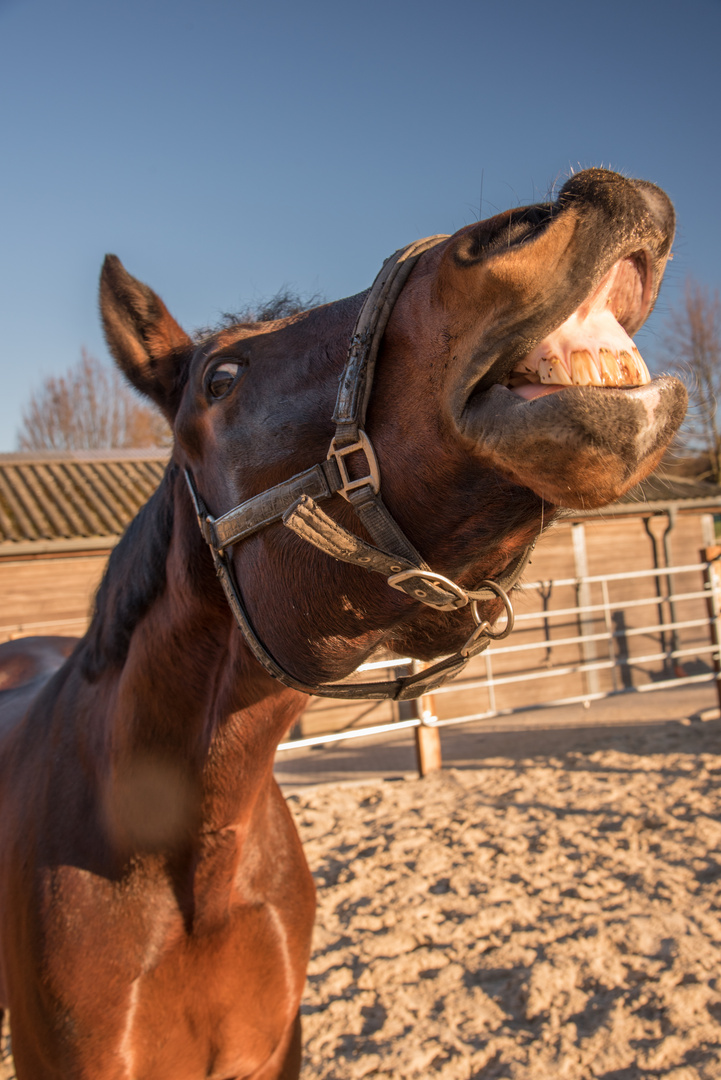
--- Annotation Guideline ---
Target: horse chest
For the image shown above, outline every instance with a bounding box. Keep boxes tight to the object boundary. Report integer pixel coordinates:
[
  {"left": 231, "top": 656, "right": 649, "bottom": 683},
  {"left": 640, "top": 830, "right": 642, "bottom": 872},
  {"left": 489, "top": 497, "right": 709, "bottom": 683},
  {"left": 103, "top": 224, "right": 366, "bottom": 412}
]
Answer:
[
  {"left": 3, "top": 846, "right": 312, "bottom": 1080},
  {"left": 117, "top": 905, "right": 303, "bottom": 1079}
]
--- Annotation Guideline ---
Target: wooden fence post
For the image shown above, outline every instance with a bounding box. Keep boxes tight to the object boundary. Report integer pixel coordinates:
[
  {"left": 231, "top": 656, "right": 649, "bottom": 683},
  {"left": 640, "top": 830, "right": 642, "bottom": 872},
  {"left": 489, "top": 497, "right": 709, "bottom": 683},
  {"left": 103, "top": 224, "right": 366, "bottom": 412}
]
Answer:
[{"left": 411, "top": 663, "right": 442, "bottom": 776}]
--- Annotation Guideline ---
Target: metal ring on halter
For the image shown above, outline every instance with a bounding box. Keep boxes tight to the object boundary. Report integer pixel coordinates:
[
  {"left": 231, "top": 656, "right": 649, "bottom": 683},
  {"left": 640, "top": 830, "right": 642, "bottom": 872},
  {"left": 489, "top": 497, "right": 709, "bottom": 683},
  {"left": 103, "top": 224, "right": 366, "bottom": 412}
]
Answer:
[{"left": 470, "top": 579, "right": 515, "bottom": 640}]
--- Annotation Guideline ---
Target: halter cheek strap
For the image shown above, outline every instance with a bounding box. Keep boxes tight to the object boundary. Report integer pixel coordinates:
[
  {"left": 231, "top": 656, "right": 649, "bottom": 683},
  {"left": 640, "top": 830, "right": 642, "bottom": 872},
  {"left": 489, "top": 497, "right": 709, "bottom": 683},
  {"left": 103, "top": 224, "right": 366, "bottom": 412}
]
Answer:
[{"left": 185, "top": 235, "right": 535, "bottom": 701}]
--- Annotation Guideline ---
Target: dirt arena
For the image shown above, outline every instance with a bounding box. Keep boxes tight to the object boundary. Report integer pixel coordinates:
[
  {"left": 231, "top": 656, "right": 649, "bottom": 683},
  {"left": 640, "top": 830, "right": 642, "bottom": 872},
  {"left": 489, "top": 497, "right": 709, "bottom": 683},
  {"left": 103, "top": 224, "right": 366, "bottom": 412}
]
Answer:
[
  {"left": 1, "top": 715, "right": 719, "bottom": 1079},
  {"left": 291, "top": 718, "right": 721, "bottom": 1080}
]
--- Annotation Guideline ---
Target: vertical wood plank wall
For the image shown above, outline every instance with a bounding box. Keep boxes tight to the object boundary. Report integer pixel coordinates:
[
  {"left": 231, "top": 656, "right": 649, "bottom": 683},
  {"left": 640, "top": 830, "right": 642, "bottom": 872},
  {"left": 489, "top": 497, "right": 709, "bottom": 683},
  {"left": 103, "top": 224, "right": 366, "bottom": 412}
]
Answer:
[
  {"left": 0, "top": 512, "right": 715, "bottom": 735},
  {"left": 0, "top": 552, "right": 109, "bottom": 640}
]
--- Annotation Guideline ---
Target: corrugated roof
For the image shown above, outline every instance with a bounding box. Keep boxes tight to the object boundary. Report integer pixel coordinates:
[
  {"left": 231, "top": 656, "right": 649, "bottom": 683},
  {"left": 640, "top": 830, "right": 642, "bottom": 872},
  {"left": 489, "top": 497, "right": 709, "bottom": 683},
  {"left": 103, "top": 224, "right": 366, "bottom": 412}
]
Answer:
[
  {"left": 620, "top": 471, "right": 721, "bottom": 504},
  {"left": 0, "top": 450, "right": 168, "bottom": 546},
  {"left": 0, "top": 450, "right": 719, "bottom": 553}
]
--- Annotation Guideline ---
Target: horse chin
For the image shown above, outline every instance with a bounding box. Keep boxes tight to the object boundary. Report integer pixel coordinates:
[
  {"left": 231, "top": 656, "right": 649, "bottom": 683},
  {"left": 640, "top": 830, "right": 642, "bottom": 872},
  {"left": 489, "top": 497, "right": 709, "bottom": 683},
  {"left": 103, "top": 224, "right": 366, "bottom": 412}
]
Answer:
[{"left": 458, "top": 376, "right": 688, "bottom": 509}]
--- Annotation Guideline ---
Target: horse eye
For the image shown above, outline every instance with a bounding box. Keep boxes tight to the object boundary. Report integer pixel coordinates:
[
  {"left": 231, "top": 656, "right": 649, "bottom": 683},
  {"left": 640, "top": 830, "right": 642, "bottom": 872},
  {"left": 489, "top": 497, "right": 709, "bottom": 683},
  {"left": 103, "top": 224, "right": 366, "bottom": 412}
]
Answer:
[{"left": 206, "top": 362, "right": 241, "bottom": 400}]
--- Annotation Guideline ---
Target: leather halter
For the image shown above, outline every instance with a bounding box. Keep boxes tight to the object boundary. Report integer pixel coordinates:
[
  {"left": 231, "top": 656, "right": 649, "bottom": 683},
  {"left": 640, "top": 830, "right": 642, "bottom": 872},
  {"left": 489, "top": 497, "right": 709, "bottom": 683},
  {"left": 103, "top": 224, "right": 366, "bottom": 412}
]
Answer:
[{"left": 185, "top": 236, "right": 534, "bottom": 701}]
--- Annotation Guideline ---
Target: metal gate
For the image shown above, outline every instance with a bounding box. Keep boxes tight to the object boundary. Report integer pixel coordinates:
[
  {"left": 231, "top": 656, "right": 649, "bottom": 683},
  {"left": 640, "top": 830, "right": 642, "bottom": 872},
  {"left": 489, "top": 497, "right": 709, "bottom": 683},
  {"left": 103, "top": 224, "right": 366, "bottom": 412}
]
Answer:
[{"left": 277, "top": 551, "right": 721, "bottom": 757}]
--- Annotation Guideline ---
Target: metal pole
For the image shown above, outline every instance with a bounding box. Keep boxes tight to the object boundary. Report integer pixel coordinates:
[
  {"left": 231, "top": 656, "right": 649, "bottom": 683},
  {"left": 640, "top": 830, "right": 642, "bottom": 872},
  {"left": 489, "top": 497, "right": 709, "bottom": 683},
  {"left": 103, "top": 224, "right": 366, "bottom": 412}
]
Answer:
[
  {"left": 643, "top": 515, "right": 671, "bottom": 676},
  {"left": 662, "top": 507, "right": 683, "bottom": 676},
  {"left": 702, "top": 545, "right": 721, "bottom": 713},
  {"left": 572, "top": 523, "right": 600, "bottom": 696},
  {"left": 602, "top": 579, "right": 621, "bottom": 691}
]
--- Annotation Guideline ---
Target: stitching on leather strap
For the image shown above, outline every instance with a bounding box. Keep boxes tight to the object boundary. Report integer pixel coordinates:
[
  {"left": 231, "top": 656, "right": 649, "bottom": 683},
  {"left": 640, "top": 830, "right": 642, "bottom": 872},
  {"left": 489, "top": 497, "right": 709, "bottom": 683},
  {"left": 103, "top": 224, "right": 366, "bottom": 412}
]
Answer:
[
  {"left": 332, "top": 235, "right": 449, "bottom": 433},
  {"left": 208, "top": 463, "right": 337, "bottom": 550},
  {"left": 283, "top": 495, "right": 462, "bottom": 609}
]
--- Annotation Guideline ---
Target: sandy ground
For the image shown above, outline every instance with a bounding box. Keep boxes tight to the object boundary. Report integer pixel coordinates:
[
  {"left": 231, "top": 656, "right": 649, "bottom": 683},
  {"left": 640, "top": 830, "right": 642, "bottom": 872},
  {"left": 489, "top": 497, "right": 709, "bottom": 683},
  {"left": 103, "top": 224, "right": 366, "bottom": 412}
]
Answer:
[
  {"left": 1, "top": 709, "right": 720, "bottom": 1079},
  {"left": 292, "top": 718, "right": 721, "bottom": 1080}
]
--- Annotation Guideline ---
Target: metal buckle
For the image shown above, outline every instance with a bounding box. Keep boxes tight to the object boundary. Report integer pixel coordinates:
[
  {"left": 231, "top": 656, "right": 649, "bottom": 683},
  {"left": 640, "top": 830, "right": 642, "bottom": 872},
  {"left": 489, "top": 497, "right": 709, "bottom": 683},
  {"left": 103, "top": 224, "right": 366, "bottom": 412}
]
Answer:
[
  {"left": 327, "top": 430, "right": 381, "bottom": 501},
  {"left": 387, "top": 568, "right": 469, "bottom": 611}
]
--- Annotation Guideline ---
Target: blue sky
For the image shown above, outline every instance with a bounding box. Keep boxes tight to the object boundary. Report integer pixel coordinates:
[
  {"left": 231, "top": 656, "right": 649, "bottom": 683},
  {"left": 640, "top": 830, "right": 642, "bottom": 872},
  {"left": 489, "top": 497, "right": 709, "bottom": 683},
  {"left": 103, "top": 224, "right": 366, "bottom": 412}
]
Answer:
[{"left": 1, "top": 0, "right": 720, "bottom": 450}]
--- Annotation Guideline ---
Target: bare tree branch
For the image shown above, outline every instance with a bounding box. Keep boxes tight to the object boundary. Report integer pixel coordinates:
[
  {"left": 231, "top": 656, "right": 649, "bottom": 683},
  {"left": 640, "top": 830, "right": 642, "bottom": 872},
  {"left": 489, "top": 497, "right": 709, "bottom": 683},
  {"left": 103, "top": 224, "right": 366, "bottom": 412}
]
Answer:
[
  {"left": 660, "top": 277, "right": 721, "bottom": 483},
  {"left": 16, "top": 349, "right": 170, "bottom": 451}
]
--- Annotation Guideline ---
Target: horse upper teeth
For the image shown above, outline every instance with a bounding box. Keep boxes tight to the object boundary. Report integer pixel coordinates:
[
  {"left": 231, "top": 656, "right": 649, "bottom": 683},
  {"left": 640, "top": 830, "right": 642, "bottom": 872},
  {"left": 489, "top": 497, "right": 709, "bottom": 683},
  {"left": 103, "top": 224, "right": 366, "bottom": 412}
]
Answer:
[
  {"left": 598, "top": 347, "right": 621, "bottom": 384},
  {"left": 509, "top": 260, "right": 652, "bottom": 391},
  {"left": 537, "top": 356, "right": 572, "bottom": 385},
  {"left": 512, "top": 340, "right": 650, "bottom": 389},
  {"left": 570, "top": 350, "right": 600, "bottom": 385}
]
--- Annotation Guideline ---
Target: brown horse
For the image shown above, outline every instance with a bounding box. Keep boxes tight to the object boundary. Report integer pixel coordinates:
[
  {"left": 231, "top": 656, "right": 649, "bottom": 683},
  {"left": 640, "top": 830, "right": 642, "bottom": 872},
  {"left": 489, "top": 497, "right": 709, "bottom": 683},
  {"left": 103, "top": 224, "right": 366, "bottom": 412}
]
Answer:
[{"left": 0, "top": 169, "right": 686, "bottom": 1078}]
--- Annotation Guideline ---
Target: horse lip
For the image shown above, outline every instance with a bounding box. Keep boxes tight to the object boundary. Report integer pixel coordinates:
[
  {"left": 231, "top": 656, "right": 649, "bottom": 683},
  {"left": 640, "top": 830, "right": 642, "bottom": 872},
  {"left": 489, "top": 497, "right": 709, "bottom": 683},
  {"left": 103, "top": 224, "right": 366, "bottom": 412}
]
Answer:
[
  {"left": 461, "top": 380, "right": 671, "bottom": 440},
  {"left": 624, "top": 249, "right": 654, "bottom": 333},
  {"left": 457, "top": 376, "right": 688, "bottom": 507}
]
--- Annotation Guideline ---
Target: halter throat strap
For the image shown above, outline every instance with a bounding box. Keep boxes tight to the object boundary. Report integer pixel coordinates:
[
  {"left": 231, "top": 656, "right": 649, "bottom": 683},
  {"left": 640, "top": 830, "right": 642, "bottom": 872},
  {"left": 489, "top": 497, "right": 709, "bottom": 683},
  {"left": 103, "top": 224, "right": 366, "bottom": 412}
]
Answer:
[{"left": 185, "top": 235, "right": 534, "bottom": 700}]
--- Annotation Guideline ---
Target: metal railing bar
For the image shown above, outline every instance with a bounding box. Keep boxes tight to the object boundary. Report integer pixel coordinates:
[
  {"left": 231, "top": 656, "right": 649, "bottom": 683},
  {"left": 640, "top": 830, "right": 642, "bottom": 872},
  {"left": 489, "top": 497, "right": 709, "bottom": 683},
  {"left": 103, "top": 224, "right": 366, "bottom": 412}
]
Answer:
[
  {"left": 484, "top": 647, "right": 496, "bottom": 712},
  {"left": 277, "top": 717, "right": 420, "bottom": 753},
  {"left": 433, "top": 673, "right": 719, "bottom": 728},
  {"left": 277, "top": 670, "right": 719, "bottom": 752},
  {"left": 357, "top": 657, "right": 411, "bottom": 672},
  {"left": 436, "top": 658, "right": 619, "bottom": 693},
  {"left": 616, "top": 644, "right": 716, "bottom": 666},
  {"left": 466, "top": 619, "right": 709, "bottom": 660},
  {"left": 488, "top": 629, "right": 614, "bottom": 654},
  {"left": 514, "top": 592, "right": 710, "bottom": 623},
  {"left": 435, "top": 644, "right": 716, "bottom": 695},
  {"left": 602, "top": 578, "right": 619, "bottom": 692},
  {"left": 614, "top": 618, "right": 708, "bottom": 639},
  {"left": 521, "top": 562, "right": 708, "bottom": 589},
  {"left": 0, "top": 616, "right": 88, "bottom": 634},
  {"left": 634, "top": 671, "right": 719, "bottom": 691}
]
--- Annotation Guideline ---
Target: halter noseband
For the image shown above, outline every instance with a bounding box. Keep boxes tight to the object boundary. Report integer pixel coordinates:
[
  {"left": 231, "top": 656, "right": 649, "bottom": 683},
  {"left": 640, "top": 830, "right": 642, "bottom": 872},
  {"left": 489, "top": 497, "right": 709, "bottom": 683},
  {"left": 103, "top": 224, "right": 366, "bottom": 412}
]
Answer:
[{"left": 185, "top": 236, "right": 534, "bottom": 701}]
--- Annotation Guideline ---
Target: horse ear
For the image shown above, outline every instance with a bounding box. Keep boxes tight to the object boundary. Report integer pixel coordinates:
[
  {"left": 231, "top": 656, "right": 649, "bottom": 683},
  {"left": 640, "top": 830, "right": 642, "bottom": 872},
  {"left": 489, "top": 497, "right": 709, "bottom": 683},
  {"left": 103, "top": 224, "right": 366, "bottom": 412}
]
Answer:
[{"left": 100, "top": 255, "right": 192, "bottom": 418}]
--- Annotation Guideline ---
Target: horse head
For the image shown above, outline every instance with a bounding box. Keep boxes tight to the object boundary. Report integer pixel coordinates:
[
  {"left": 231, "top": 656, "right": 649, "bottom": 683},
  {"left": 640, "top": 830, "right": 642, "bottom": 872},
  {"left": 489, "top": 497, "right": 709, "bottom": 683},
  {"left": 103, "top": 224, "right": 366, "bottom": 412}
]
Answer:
[{"left": 99, "top": 168, "right": 686, "bottom": 691}]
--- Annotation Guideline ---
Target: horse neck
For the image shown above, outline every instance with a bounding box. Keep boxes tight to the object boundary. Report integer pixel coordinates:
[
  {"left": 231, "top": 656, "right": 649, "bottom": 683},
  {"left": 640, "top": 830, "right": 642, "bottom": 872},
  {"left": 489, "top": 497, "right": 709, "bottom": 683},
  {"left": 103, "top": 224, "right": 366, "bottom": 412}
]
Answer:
[{"left": 78, "top": 465, "right": 307, "bottom": 842}]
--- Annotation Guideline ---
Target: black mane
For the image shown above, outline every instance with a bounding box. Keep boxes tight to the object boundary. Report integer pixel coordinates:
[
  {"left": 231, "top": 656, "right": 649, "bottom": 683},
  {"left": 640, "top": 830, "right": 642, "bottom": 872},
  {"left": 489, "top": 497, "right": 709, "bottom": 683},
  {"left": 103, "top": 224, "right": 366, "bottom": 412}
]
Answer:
[
  {"left": 193, "top": 287, "right": 326, "bottom": 340},
  {"left": 80, "top": 464, "right": 176, "bottom": 681}
]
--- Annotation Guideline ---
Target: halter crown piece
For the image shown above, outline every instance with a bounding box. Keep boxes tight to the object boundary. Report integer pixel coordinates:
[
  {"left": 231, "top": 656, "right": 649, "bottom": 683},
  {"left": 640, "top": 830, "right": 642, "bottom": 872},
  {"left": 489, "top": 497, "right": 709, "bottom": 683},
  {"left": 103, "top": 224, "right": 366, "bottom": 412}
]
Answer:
[{"left": 185, "top": 236, "right": 534, "bottom": 700}]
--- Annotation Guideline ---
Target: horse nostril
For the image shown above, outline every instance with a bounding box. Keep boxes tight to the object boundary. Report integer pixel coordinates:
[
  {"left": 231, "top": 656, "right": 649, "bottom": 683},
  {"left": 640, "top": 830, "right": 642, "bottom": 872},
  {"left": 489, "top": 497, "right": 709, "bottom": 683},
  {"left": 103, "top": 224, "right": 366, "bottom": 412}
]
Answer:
[{"left": 633, "top": 180, "right": 676, "bottom": 243}]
